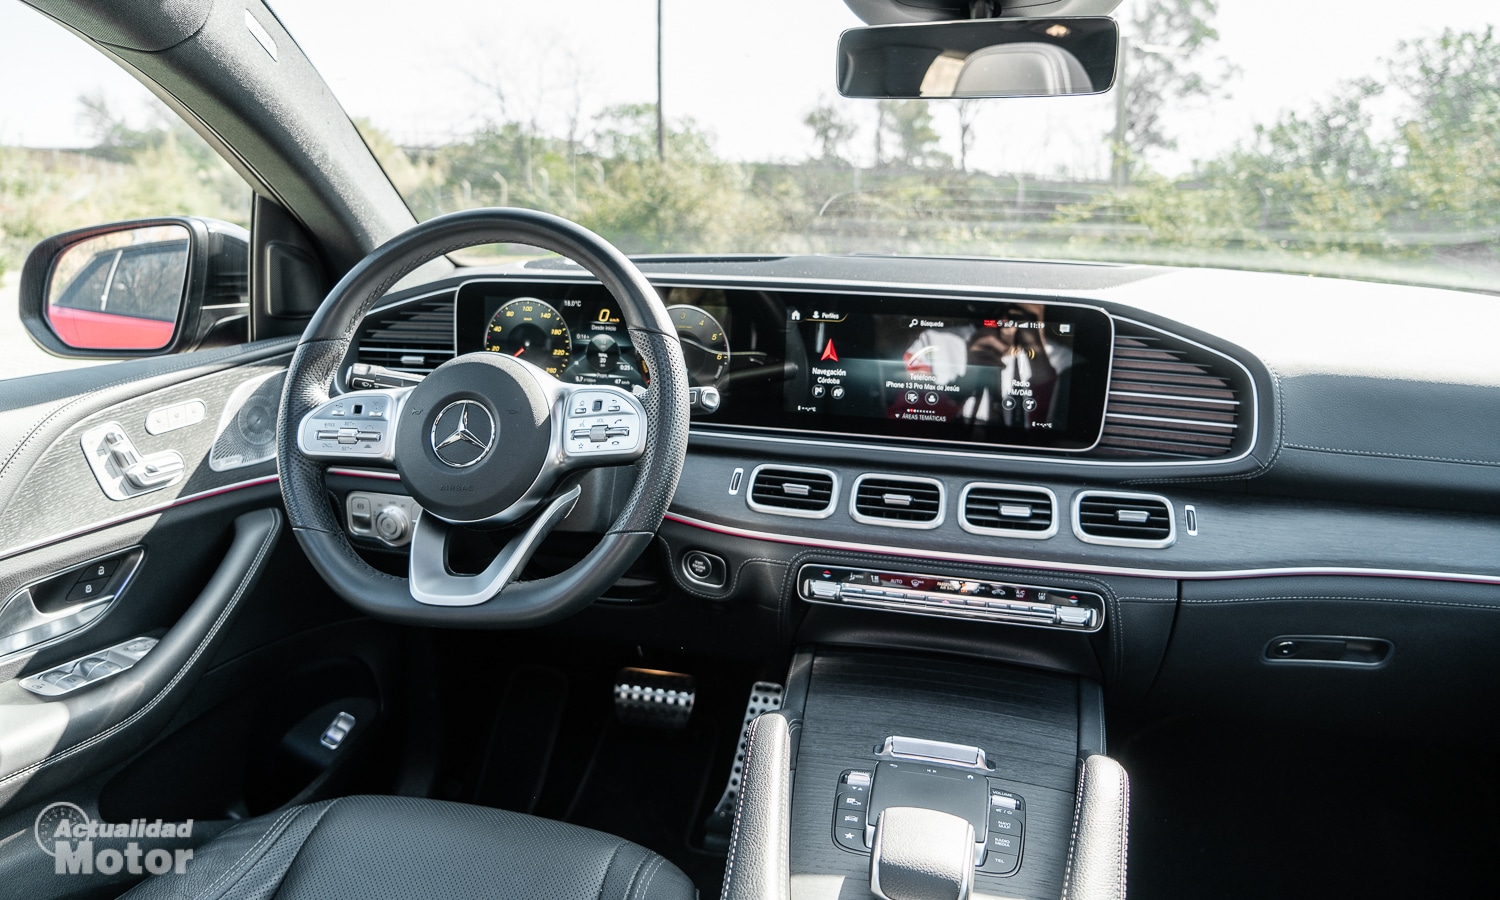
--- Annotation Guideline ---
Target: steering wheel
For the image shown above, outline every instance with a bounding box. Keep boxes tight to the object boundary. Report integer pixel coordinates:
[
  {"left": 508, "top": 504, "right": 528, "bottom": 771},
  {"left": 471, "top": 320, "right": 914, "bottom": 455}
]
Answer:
[{"left": 276, "top": 208, "right": 689, "bottom": 627}]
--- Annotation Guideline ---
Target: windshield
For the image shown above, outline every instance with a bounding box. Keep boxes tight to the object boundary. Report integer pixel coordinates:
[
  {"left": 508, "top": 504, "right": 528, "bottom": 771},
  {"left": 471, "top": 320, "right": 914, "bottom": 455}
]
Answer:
[{"left": 272, "top": 0, "right": 1500, "bottom": 292}]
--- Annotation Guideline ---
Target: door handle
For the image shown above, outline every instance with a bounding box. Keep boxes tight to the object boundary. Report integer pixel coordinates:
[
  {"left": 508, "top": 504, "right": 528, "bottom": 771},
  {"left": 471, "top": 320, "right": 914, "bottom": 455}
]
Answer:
[{"left": 0, "top": 588, "right": 111, "bottom": 656}]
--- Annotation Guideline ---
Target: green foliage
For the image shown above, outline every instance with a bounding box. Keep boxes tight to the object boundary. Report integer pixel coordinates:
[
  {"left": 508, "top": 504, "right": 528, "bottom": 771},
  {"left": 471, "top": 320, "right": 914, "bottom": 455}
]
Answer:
[
  {"left": 1115, "top": 0, "right": 1236, "bottom": 180},
  {"left": 0, "top": 96, "right": 248, "bottom": 277},
  {"left": 1064, "top": 25, "right": 1500, "bottom": 284},
  {"left": 358, "top": 104, "right": 798, "bottom": 254}
]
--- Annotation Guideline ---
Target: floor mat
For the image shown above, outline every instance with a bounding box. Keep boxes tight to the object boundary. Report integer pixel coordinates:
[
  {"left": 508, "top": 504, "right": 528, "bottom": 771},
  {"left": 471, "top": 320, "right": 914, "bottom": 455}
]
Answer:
[
  {"left": 435, "top": 636, "right": 759, "bottom": 899},
  {"left": 1116, "top": 715, "right": 1500, "bottom": 899}
]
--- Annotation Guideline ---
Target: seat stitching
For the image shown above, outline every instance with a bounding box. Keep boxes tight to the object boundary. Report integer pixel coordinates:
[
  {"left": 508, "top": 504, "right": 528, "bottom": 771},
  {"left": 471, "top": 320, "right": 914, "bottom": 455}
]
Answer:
[
  {"left": 631, "top": 855, "right": 665, "bottom": 900},
  {"left": 594, "top": 842, "right": 626, "bottom": 900},
  {"left": 192, "top": 805, "right": 303, "bottom": 900},
  {"left": 0, "top": 514, "right": 279, "bottom": 789},
  {"left": 1118, "top": 768, "right": 1130, "bottom": 900},
  {"left": 615, "top": 848, "right": 650, "bottom": 900},
  {"left": 720, "top": 715, "right": 761, "bottom": 898},
  {"left": 1060, "top": 760, "right": 1088, "bottom": 900}
]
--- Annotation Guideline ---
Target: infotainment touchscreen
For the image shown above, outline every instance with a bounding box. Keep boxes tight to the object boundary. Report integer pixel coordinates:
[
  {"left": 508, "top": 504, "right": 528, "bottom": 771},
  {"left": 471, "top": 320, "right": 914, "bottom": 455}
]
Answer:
[{"left": 780, "top": 296, "right": 1113, "bottom": 451}]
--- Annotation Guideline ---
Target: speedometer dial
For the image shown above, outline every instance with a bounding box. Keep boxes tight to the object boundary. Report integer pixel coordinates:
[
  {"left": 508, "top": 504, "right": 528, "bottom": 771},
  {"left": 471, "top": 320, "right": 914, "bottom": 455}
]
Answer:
[
  {"left": 484, "top": 297, "right": 572, "bottom": 376},
  {"left": 667, "top": 304, "right": 730, "bottom": 385}
]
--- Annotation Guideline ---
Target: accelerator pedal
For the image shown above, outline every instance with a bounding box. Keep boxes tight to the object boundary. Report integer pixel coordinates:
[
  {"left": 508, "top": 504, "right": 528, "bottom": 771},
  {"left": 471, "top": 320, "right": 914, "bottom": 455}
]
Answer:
[
  {"left": 613, "top": 667, "right": 696, "bottom": 730},
  {"left": 702, "top": 680, "right": 783, "bottom": 846}
]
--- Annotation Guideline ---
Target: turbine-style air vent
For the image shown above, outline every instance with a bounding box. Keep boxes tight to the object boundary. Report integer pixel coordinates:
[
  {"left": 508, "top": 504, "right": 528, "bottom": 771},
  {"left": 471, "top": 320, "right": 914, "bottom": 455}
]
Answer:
[
  {"left": 850, "top": 475, "right": 944, "bottom": 528},
  {"left": 960, "top": 483, "right": 1057, "bottom": 539},
  {"left": 1093, "top": 323, "right": 1244, "bottom": 461},
  {"left": 355, "top": 294, "right": 457, "bottom": 375},
  {"left": 747, "top": 465, "right": 839, "bottom": 518},
  {"left": 1073, "top": 491, "right": 1175, "bottom": 548}
]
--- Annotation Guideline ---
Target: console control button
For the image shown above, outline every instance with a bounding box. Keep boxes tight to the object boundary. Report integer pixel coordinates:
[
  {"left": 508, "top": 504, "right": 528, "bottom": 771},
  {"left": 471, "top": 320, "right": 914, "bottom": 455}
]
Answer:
[
  {"left": 798, "top": 564, "right": 1105, "bottom": 633},
  {"left": 836, "top": 792, "right": 867, "bottom": 812},
  {"left": 989, "top": 808, "right": 1024, "bottom": 835},
  {"left": 834, "top": 823, "right": 867, "bottom": 852},
  {"left": 681, "top": 550, "right": 728, "bottom": 588},
  {"left": 345, "top": 490, "right": 421, "bottom": 547},
  {"left": 979, "top": 850, "right": 1020, "bottom": 875},
  {"left": 19, "top": 636, "right": 158, "bottom": 697}
]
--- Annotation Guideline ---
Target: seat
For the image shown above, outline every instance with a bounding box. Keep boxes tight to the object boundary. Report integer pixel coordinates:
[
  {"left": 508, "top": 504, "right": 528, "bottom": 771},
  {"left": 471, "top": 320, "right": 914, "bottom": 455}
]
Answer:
[{"left": 119, "top": 795, "right": 697, "bottom": 900}]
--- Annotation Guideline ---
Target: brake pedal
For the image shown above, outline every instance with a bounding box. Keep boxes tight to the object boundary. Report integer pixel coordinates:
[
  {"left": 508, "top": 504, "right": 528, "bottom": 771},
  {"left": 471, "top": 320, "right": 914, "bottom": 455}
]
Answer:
[
  {"left": 613, "top": 667, "right": 696, "bottom": 730},
  {"left": 703, "top": 680, "right": 783, "bottom": 844}
]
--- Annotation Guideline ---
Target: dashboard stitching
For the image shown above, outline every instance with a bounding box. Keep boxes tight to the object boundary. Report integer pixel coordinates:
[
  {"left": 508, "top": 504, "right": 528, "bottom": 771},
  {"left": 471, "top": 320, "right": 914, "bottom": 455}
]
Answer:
[
  {"left": 658, "top": 531, "right": 784, "bottom": 597},
  {"left": 1282, "top": 443, "right": 1500, "bottom": 467},
  {"left": 1184, "top": 596, "right": 1500, "bottom": 610}
]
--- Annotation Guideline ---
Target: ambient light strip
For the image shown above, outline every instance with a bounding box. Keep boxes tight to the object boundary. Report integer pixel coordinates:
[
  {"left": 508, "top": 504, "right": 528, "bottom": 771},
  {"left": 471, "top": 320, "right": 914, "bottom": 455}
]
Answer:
[{"left": 661, "top": 511, "right": 1500, "bottom": 587}]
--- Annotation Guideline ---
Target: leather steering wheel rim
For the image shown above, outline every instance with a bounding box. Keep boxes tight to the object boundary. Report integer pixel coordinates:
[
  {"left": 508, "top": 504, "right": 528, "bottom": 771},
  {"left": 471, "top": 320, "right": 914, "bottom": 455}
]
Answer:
[{"left": 276, "top": 207, "right": 689, "bottom": 628}]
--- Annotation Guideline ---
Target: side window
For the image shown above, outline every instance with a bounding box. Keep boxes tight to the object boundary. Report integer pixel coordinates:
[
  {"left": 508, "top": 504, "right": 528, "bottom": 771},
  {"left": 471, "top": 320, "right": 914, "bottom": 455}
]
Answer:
[{"left": 0, "top": 3, "right": 250, "bottom": 379}]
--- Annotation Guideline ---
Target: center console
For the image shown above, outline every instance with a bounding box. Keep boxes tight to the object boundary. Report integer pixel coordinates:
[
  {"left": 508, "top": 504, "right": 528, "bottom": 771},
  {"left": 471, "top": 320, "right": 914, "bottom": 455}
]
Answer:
[{"left": 721, "top": 648, "right": 1128, "bottom": 900}]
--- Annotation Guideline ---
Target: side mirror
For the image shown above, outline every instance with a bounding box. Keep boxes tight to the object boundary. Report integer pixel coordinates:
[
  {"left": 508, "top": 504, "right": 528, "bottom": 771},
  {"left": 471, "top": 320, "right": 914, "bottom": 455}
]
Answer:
[
  {"left": 19, "top": 217, "right": 249, "bottom": 359},
  {"left": 837, "top": 17, "right": 1118, "bottom": 99}
]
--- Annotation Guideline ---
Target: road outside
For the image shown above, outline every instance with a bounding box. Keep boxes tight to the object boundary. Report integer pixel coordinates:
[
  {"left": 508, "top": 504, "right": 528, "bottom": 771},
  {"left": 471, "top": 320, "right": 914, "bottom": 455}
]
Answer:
[{"left": 0, "top": 272, "right": 101, "bottom": 382}]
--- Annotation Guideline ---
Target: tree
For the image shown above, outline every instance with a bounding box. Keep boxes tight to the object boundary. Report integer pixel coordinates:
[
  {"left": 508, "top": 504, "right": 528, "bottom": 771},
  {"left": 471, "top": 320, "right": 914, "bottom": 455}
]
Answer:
[
  {"left": 804, "top": 101, "right": 857, "bottom": 163},
  {"left": 955, "top": 100, "right": 981, "bottom": 173},
  {"left": 1112, "top": 0, "right": 1235, "bottom": 184},
  {"left": 879, "top": 100, "right": 948, "bottom": 169}
]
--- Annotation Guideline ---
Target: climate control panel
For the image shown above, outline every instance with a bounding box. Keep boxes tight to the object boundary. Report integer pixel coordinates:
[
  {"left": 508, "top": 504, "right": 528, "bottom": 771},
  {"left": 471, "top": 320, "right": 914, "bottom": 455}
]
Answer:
[{"left": 798, "top": 564, "right": 1105, "bottom": 632}]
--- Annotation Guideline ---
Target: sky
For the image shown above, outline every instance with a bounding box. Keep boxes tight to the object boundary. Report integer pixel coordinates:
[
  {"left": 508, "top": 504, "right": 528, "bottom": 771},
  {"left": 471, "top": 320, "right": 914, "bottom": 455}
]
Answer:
[{"left": 2, "top": 0, "right": 1499, "bottom": 179}]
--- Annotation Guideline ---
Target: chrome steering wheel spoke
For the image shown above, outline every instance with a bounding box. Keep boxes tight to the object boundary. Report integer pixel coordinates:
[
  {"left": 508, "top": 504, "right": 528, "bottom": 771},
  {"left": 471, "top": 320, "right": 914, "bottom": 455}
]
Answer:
[
  {"left": 296, "top": 387, "right": 412, "bottom": 464},
  {"left": 408, "top": 485, "right": 582, "bottom": 606}
]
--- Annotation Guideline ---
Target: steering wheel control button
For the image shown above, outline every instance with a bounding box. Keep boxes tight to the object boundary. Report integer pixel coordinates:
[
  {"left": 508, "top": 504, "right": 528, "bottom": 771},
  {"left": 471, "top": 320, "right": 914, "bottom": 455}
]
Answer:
[
  {"left": 562, "top": 388, "right": 645, "bottom": 459},
  {"left": 345, "top": 491, "right": 421, "bottom": 547},
  {"left": 298, "top": 388, "right": 406, "bottom": 461},
  {"left": 19, "top": 635, "right": 159, "bottom": 697},
  {"left": 681, "top": 550, "right": 727, "bottom": 588}
]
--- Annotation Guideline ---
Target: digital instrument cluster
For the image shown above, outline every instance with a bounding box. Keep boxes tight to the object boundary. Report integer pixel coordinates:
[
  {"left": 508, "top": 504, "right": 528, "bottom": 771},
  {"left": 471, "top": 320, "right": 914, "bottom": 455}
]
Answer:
[{"left": 455, "top": 282, "right": 732, "bottom": 394}]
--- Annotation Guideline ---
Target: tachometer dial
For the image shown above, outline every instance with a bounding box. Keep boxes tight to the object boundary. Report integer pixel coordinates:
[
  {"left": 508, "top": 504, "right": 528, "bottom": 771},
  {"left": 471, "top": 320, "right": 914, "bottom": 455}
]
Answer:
[
  {"left": 667, "top": 304, "right": 730, "bottom": 385},
  {"left": 483, "top": 297, "right": 572, "bottom": 376}
]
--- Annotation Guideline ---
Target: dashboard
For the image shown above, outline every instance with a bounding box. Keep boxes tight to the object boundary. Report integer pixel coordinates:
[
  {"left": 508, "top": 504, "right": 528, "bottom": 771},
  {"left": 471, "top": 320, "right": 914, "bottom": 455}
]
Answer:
[{"left": 323, "top": 252, "right": 1500, "bottom": 739}]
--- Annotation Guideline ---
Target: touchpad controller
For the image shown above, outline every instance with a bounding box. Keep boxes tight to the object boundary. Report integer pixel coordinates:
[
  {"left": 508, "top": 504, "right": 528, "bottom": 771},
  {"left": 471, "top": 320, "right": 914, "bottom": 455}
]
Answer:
[{"left": 833, "top": 761, "right": 1029, "bottom": 877}]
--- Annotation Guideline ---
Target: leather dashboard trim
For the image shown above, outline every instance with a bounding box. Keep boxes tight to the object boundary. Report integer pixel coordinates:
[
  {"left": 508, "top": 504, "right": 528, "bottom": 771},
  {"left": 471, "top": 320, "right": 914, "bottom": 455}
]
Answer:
[{"left": 662, "top": 511, "right": 1500, "bottom": 586}]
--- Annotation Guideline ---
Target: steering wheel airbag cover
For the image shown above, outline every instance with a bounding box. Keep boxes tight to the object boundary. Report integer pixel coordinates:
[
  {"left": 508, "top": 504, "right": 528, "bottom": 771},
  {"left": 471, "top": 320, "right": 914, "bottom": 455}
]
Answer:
[{"left": 395, "top": 353, "right": 552, "bottom": 522}]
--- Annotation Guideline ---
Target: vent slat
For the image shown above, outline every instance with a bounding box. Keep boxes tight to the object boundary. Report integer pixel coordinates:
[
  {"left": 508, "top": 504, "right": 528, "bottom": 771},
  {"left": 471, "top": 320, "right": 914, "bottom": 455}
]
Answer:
[
  {"left": 853, "top": 476, "right": 943, "bottom": 525},
  {"left": 961, "top": 484, "right": 1054, "bottom": 535},
  {"left": 356, "top": 295, "right": 457, "bottom": 375},
  {"left": 1075, "top": 493, "right": 1174, "bottom": 546},
  {"left": 748, "top": 467, "right": 838, "bottom": 516},
  {"left": 1091, "top": 324, "right": 1242, "bottom": 461}
]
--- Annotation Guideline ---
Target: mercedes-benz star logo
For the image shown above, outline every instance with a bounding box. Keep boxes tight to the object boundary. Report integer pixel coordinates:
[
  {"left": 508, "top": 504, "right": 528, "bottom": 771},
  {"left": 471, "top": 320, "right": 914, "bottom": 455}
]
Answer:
[{"left": 430, "top": 400, "right": 495, "bottom": 468}]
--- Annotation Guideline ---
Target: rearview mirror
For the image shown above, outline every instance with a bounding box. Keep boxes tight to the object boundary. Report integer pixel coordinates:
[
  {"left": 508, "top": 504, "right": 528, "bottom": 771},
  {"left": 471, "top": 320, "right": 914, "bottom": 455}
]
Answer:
[
  {"left": 19, "top": 217, "right": 250, "bottom": 359},
  {"left": 837, "top": 17, "right": 1118, "bottom": 99}
]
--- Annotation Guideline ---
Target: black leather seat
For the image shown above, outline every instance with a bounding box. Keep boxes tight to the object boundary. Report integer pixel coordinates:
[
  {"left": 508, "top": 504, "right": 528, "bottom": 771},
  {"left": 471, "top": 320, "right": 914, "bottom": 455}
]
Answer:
[{"left": 119, "top": 795, "right": 697, "bottom": 900}]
